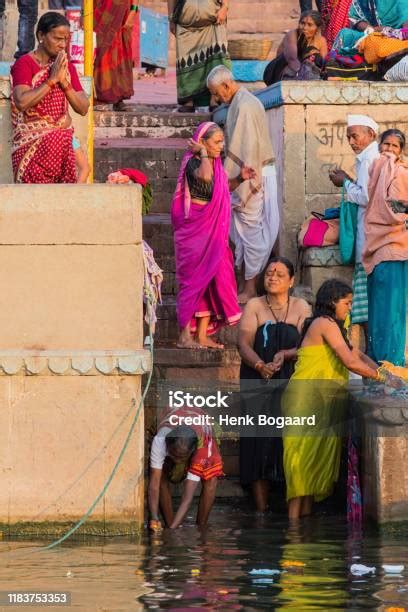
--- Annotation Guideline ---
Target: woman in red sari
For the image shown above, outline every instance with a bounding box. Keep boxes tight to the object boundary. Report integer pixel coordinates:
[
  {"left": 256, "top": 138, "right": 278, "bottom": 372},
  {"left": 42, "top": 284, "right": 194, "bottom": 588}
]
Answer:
[
  {"left": 11, "top": 12, "right": 89, "bottom": 184},
  {"left": 94, "top": 1, "right": 137, "bottom": 110}
]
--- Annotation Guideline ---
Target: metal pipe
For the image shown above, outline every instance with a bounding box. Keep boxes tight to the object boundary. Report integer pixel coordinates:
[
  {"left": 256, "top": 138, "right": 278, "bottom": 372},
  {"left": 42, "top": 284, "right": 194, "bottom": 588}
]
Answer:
[{"left": 83, "top": 0, "right": 94, "bottom": 182}]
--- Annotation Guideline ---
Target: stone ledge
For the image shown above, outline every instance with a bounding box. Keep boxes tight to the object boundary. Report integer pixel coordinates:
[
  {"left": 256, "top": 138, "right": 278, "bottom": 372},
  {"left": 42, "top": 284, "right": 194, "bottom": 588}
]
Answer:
[
  {"left": 212, "top": 81, "right": 408, "bottom": 125},
  {"left": 302, "top": 245, "right": 344, "bottom": 266},
  {"left": 357, "top": 393, "right": 408, "bottom": 427},
  {"left": 0, "top": 350, "right": 152, "bottom": 375}
]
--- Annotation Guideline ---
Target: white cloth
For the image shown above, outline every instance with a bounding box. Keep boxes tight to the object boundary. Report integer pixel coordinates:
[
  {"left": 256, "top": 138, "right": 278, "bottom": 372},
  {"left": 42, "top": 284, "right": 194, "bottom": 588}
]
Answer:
[
  {"left": 230, "top": 165, "right": 280, "bottom": 279},
  {"left": 347, "top": 114, "right": 379, "bottom": 133},
  {"left": 345, "top": 141, "right": 380, "bottom": 263},
  {"left": 150, "top": 428, "right": 200, "bottom": 482}
]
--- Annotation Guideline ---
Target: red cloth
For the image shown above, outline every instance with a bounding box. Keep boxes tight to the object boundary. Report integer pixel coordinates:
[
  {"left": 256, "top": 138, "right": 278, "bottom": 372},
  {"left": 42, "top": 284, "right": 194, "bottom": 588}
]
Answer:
[
  {"left": 10, "top": 55, "right": 77, "bottom": 183},
  {"left": 159, "top": 407, "right": 224, "bottom": 481},
  {"left": 94, "top": 0, "right": 134, "bottom": 104},
  {"left": 119, "top": 168, "right": 148, "bottom": 187},
  {"left": 321, "top": 0, "right": 353, "bottom": 50}
]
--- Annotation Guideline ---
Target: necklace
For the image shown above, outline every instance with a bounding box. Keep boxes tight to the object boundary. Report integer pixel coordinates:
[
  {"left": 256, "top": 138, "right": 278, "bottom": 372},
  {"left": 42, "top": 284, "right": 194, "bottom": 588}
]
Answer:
[
  {"left": 265, "top": 294, "right": 290, "bottom": 323},
  {"left": 33, "top": 49, "right": 49, "bottom": 67}
]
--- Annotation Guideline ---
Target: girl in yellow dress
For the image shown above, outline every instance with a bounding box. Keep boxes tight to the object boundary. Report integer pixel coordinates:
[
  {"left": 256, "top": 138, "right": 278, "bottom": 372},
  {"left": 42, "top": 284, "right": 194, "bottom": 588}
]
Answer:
[{"left": 282, "top": 279, "right": 398, "bottom": 521}]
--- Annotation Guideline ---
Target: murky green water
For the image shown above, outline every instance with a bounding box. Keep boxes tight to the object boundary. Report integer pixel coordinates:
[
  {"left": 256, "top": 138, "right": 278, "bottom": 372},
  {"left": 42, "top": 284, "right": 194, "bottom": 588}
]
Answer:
[{"left": 1, "top": 506, "right": 407, "bottom": 610}]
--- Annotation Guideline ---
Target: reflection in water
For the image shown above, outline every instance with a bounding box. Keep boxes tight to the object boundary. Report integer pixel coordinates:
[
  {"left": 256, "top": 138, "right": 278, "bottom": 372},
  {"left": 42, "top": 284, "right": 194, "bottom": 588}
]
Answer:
[{"left": 0, "top": 507, "right": 408, "bottom": 609}]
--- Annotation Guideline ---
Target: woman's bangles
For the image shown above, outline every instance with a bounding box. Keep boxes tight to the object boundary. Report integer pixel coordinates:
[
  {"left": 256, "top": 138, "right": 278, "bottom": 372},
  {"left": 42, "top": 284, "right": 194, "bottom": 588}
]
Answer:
[{"left": 254, "top": 360, "right": 265, "bottom": 373}]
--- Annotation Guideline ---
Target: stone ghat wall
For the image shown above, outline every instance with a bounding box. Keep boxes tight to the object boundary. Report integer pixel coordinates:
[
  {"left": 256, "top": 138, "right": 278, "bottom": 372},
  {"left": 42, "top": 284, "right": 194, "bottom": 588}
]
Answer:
[
  {"left": 214, "top": 81, "right": 408, "bottom": 269},
  {"left": 266, "top": 81, "right": 408, "bottom": 267},
  {"left": 0, "top": 184, "right": 150, "bottom": 535}
]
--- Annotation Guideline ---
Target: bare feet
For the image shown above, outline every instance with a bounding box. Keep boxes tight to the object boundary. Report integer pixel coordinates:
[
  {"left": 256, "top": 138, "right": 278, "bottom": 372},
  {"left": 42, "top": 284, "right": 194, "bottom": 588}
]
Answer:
[
  {"left": 177, "top": 328, "right": 203, "bottom": 349},
  {"left": 238, "top": 292, "right": 256, "bottom": 305},
  {"left": 197, "top": 337, "right": 224, "bottom": 349}
]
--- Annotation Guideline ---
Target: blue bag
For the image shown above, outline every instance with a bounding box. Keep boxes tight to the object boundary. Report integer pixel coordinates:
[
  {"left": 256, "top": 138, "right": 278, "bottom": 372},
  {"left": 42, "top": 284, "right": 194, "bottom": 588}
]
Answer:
[{"left": 339, "top": 185, "right": 358, "bottom": 265}]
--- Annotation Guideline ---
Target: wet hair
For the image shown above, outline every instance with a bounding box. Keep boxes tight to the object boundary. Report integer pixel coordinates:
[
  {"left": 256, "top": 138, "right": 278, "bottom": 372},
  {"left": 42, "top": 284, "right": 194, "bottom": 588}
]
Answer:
[
  {"left": 299, "top": 10, "right": 322, "bottom": 28},
  {"left": 300, "top": 279, "right": 353, "bottom": 346},
  {"left": 257, "top": 256, "right": 295, "bottom": 296},
  {"left": 36, "top": 12, "right": 70, "bottom": 40},
  {"left": 165, "top": 426, "right": 198, "bottom": 457},
  {"left": 379, "top": 128, "right": 406, "bottom": 152}
]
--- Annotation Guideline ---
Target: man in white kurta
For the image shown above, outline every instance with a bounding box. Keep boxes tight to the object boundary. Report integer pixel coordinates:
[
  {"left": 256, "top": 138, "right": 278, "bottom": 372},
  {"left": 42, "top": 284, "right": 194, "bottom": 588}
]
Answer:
[
  {"left": 329, "top": 114, "right": 380, "bottom": 346},
  {"left": 207, "top": 66, "right": 280, "bottom": 303}
]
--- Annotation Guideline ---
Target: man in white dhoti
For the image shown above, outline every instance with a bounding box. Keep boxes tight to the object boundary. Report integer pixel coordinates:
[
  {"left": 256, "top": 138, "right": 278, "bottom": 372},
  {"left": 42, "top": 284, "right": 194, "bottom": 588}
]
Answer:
[{"left": 207, "top": 66, "right": 280, "bottom": 304}]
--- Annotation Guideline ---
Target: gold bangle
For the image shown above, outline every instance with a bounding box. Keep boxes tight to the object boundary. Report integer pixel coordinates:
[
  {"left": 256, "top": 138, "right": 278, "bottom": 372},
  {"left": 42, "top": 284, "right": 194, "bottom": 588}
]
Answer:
[{"left": 254, "top": 360, "right": 265, "bottom": 372}]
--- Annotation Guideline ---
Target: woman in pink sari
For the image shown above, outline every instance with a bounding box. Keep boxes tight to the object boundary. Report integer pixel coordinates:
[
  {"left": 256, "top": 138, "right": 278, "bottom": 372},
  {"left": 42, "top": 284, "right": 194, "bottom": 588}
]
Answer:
[
  {"left": 10, "top": 12, "right": 89, "bottom": 184},
  {"left": 172, "top": 121, "right": 254, "bottom": 349}
]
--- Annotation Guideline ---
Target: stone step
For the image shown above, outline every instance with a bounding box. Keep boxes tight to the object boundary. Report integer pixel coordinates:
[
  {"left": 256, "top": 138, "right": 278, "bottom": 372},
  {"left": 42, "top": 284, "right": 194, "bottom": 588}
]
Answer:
[
  {"left": 301, "top": 246, "right": 354, "bottom": 294},
  {"left": 152, "top": 345, "right": 241, "bottom": 382},
  {"left": 143, "top": 213, "right": 174, "bottom": 257},
  {"left": 155, "top": 295, "right": 240, "bottom": 345},
  {"left": 94, "top": 107, "right": 209, "bottom": 140},
  {"left": 227, "top": 16, "right": 297, "bottom": 35}
]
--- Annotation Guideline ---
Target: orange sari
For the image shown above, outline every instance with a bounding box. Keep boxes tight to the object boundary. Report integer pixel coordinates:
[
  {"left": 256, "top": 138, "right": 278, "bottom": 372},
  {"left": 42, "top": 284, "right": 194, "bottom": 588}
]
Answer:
[{"left": 94, "top": 0, "right": 134, "bottom": 104}]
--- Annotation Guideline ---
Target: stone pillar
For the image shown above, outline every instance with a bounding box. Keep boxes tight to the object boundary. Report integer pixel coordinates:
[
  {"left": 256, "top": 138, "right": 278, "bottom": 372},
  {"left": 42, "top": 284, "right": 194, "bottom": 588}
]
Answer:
[
  {"left": 0, "top": 184, "right": 151, "bottom": 535},
  {"left": 359, "top": 396, "right": 408, "bottom": 523}
]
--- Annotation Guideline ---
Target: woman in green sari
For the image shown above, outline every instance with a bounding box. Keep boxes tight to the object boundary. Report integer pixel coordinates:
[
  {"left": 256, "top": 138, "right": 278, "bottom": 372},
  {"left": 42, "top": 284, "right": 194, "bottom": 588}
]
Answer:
[{"left": 168, "top": 0, "right": 231, "bottom": 111}]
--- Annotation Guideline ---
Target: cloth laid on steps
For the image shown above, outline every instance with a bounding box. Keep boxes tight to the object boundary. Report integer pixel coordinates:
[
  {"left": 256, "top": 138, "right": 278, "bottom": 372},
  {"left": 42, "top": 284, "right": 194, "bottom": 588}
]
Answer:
[
  {"left": 321, "top": 0, "right": 353, "bottom": 51},
  {"left": 142, "top": 240, "right": 163, "bottom": 336},
  {"left": 357, "top": 33, "right": 408, "bottom": 64},
  {"left": 106, "top": 168, "right": 153, "bottom": 215}
]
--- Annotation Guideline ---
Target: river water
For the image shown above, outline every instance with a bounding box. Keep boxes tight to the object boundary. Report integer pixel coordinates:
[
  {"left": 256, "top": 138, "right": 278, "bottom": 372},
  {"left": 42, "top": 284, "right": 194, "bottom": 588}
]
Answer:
[{"left": 1, "top": 505, "right": 407, "bottom": 610}]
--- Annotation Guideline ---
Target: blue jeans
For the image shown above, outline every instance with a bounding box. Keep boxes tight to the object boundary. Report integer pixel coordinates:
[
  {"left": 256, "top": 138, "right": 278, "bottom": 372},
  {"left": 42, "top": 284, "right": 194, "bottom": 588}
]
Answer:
[
  {"left": 14, "top": 0, "right": 38, "bottom": 59},
  {"left": 299, "top": 0, "right": 322, "bottom": 11},
  {"left": 48, "top": 0, "right": 83, "bottom": 7}
]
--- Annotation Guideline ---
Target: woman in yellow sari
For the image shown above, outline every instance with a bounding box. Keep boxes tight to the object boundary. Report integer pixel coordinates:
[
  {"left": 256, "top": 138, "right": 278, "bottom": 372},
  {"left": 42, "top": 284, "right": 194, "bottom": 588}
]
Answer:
[{"left": 282, "top": 279, "right": 396, "bottom": 521}]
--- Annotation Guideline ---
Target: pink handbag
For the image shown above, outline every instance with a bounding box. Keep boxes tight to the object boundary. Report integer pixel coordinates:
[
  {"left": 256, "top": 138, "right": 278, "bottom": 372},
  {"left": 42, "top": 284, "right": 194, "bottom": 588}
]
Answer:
[{"left": 298, "top": 213, "right": 340, "bottom": 248}]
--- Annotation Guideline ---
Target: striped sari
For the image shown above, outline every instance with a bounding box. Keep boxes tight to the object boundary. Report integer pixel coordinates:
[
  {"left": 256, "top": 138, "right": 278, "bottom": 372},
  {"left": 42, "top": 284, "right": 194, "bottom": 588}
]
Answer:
[{"left": 94, "top": 0, "right": 134, "bottom": 104}]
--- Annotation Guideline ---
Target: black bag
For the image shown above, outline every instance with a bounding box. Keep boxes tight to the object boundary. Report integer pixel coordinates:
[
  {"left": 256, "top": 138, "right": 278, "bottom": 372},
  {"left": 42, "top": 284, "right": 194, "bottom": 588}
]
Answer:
[{"left": 323, "top": 59, "right": 378, "bottom": 81}]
